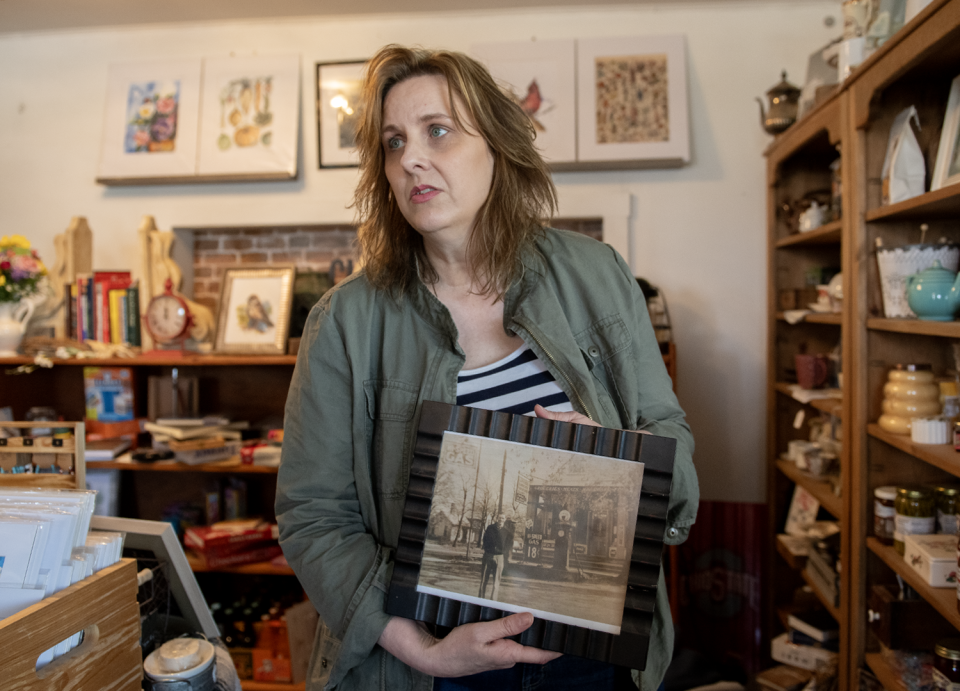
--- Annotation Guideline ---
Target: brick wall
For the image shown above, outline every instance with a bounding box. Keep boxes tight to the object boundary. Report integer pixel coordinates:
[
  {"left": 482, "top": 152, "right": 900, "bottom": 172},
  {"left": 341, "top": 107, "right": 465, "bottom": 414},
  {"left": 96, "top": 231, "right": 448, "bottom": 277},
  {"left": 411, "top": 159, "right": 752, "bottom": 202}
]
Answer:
[{"left": 190, "top": 218, "right": 600, "bottom": 313}]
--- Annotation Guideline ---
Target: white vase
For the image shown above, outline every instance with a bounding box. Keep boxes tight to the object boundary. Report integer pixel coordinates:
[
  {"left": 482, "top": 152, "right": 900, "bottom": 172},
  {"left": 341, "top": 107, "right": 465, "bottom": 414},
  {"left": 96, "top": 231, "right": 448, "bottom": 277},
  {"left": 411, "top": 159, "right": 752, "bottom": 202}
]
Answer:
[{"left": 0, "top": 300, "right": 35, "bottom": 356}]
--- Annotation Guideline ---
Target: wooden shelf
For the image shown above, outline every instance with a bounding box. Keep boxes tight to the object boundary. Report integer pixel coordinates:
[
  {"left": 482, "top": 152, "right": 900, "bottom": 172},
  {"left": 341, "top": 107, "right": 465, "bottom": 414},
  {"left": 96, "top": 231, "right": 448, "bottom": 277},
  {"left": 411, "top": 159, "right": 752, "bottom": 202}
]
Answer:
[
  {"left": 0, "top": 354, "right": 297, "bottom": 367},
  {"left": 776, "top": 534, "right": 809, "bottom": 570},
  {"left": 87, "top": 457, "right": 279, "bottom": 474},
  {"left": 776, "top": 460, "right": 843, "bottom": 518},
  {"left": 186, "top": 550, "right": 295, "bottom": 576},
  {"left": 866, "top": 318, "right": 960, "bottom": 338},
  {"left": 775, "top": 382, "right": 843, "bottom": 417},
  {"left": 766, "top": 95, "right": 842, "bottom": 166},
  {"left": 867, "top": 423, "right": 960, "bottom": 480},
  {"left": 800, "top": 568, "right": 841, "bottom": 622},
  {"left": 240, "top": 681, "right": 305, "bottom": 691},
  {"left": 864, "top": 652, "right": 906, "bottom": 691},
  {"left": 775, "top": 220, "right": 843, "bottom": 248},
  {"left": 865, "top": 182, "right": 960, "bottom": 221},
  {"left": 777, "top": 311, "right": 842, "bottom": 325},
  {"left": 867, "top": 537, "right": 960, "bottom": 630}
]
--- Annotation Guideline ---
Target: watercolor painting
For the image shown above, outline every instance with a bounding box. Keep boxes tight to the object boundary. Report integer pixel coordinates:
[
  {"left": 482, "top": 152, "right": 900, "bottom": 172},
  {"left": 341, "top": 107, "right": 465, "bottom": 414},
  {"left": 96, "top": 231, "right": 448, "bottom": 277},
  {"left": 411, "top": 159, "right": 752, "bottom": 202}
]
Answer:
[
  {"left": 215, "top": 267, "right": 294, "bottom": 354},
  {"left": 124, "top": 80, "right": 181, "bottom": 153},
  {"left": 215, "top": 76, "right": 274, "bottom": 151},
  {"left": 595, "top": 54, "right": 669, "bottom": 144}
]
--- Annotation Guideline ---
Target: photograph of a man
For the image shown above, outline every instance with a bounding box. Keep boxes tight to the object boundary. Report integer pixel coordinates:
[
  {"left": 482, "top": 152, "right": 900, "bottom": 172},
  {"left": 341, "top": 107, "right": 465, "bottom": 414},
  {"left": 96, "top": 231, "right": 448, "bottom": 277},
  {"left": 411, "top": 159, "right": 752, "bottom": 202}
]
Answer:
[{"left": 479, "top": 513, "right": 506, "bottom": 600}]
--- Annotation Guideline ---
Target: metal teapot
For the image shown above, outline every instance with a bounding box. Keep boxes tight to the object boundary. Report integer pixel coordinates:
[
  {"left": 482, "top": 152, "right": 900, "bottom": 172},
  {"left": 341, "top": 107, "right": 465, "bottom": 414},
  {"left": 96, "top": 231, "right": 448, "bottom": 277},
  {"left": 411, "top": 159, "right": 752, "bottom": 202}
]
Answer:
[{"left": 757, "top": 71, "right": 801, "bottom": 134}]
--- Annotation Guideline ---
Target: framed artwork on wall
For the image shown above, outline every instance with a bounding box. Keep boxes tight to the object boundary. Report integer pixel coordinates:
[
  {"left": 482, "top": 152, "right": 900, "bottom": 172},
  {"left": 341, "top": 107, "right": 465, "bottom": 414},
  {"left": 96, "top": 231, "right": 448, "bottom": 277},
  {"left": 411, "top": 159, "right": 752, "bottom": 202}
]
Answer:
[
  {"left": 387, "top": 401, "right": 677, "bottom": 670},
  {"left": 196, "top": 55, "right": 301, "bottom": 180},
  {"left": 96, "top": 59, "right": 202, "bottom": 184},
  {"left": 316, "top": 61, "right": 367, "bottom": 168},
  {"left": 932, "top": 74, "right": 960, "bottom": 191},
  {"left": 576, "top": 36, "right": 690, "bottom": 169},
  {"left": 471, "top": 40, "right": 577, "bottom": 166},
  {"left": 214, "top": 266, "right": 295, "bottom": 355}
]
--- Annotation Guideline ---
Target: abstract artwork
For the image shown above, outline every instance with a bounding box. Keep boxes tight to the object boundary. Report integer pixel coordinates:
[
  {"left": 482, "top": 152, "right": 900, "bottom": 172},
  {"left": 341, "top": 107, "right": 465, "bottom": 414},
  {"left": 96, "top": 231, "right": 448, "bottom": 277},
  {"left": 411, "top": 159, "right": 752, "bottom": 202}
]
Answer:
[{"left": 595, "top": 54, "right": 669, "bottom": 144}]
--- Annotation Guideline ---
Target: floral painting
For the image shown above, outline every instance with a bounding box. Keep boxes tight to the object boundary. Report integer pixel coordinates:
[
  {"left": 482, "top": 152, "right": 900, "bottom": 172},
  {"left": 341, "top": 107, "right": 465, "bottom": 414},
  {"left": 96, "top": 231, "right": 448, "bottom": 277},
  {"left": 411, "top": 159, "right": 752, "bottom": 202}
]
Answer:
[
  {"left": 215, "top": 76, "right": 274, "bottom": 151},
  {"left": 124, "top": 81, "right": 180, "bottom": 153},
  {"left": 595, "top": 54, "right": 669, "bottom": 144}
]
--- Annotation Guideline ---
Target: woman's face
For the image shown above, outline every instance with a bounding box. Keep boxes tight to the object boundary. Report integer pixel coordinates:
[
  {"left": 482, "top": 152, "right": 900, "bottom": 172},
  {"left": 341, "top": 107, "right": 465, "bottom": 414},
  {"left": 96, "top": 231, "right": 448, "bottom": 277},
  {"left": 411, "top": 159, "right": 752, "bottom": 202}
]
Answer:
[{"left": 381, "top": 74, "right": 495, "bottom": 246}]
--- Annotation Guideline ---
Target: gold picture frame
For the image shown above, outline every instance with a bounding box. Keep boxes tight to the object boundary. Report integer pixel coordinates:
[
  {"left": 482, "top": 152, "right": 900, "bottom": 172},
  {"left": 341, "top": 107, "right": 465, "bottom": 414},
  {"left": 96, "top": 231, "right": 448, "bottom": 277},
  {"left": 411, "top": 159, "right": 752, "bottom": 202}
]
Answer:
[{"left": 214, "top": 266, "right": 295, "bottom": 355}]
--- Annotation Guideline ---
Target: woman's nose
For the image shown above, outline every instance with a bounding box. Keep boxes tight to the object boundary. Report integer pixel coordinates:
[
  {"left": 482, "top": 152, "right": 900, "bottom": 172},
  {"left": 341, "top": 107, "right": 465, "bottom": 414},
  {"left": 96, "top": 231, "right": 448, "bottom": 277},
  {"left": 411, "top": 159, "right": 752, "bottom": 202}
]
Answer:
[{"left": 400, "top": 138, "right": 429, "bottom": 172}]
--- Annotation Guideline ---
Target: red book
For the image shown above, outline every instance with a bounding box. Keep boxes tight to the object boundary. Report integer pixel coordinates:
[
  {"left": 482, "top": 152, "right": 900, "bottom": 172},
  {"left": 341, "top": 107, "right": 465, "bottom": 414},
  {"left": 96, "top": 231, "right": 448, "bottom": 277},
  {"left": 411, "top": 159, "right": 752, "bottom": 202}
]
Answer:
[
  {"left": 184, "top": 521, "right": 277, "bottom": 552},
  {"left": 93, "top": 271, "right": 131, "bottom": 342},
  {"left": 194, "top": 544, "right": 283, "bottom": 569}
]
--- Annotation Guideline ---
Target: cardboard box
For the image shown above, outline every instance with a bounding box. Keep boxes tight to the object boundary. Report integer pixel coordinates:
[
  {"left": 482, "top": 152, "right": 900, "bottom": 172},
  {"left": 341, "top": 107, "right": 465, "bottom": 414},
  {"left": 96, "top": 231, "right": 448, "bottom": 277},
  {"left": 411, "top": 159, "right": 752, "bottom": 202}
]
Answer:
[
  {"left": 771, "top": 632, "right": 838, "bottom": 671},
  {"left": 904, "top": 533, "right": 957, "bottom": 587}
]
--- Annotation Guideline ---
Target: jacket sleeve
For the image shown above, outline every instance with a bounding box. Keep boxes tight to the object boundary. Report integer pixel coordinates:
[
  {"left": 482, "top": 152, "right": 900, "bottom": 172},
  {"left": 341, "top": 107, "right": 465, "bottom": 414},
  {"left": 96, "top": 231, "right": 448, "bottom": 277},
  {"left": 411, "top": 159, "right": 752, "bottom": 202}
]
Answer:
[
  {"left": 275, "top": 298, "right": 392, "bottom": 686},
  {"left": 611, "top": 246, "right": 699, "bottom": 546}
]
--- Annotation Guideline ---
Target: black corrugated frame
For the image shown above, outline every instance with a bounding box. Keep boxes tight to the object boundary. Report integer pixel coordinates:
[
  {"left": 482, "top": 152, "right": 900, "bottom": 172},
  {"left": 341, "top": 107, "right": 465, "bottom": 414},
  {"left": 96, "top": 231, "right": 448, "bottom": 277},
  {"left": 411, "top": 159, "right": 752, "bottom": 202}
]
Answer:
[{"left": 386, "top": 401, "right": 676, "bottom": 670}]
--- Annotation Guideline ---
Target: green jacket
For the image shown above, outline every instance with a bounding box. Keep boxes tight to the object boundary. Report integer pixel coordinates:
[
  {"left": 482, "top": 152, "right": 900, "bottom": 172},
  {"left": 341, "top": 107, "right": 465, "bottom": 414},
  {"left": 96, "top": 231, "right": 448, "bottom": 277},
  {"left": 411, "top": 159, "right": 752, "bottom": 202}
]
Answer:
[{"left": 276, "top": 228, "right": 698, "bottom": 691}]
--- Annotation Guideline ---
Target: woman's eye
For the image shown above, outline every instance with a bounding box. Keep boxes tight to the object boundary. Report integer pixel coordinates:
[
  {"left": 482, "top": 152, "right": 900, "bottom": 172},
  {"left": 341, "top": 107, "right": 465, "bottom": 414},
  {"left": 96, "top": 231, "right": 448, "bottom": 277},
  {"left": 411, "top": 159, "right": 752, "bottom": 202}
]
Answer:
[
  {"left": 429, "top": 125, "right": 448, "bottom": 138},
  {"left": 386, "top": 137, "right": 403, "bottom": 150}
]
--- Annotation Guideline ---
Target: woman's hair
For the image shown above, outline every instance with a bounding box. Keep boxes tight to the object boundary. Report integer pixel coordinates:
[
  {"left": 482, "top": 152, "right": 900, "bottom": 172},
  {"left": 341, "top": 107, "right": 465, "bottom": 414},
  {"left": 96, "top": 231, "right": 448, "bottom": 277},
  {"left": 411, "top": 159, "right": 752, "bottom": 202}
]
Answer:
[{"left": 353, "top": 44, "right": 557, "bottom": 298}]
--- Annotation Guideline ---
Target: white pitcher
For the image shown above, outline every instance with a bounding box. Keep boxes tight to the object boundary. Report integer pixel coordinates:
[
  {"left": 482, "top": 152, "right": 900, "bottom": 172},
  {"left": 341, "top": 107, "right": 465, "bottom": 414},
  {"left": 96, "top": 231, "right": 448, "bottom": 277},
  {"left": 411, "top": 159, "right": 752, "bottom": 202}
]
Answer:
[{"left": 0, "top": 300, "right": 35, "bottom": 356}]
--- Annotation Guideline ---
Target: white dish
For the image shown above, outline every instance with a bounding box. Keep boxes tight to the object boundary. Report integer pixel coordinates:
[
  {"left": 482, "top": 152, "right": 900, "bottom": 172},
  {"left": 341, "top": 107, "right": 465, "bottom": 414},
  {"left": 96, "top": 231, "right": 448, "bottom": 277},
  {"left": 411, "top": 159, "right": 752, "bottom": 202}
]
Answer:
[{"left": 807, "top": 303, "right": 833, "bottom": 313}]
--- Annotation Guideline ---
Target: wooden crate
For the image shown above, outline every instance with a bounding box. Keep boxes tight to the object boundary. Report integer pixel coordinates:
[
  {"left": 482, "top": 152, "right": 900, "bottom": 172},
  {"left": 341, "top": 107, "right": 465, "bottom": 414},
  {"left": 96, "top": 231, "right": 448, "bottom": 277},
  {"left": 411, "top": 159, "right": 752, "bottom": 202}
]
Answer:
[
  {"left": 0, "top": 558, "right": 141, "bottom": 690},
  {"left": 0, "top": 421, "right": 85, "bottom": 489}
]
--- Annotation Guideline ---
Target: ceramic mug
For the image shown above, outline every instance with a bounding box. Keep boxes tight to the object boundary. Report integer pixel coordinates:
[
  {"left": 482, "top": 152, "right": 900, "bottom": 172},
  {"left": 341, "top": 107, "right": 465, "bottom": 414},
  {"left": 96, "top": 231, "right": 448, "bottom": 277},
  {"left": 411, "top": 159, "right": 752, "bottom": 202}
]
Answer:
[{"left": 796, "top": 353, "right": 829, "bottom": 390}]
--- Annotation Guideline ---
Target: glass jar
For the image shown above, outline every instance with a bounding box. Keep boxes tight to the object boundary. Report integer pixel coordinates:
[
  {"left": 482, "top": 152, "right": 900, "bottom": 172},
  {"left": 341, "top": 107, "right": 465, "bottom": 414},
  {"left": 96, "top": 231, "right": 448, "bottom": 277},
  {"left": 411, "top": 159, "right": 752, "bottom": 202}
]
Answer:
[
  {"left": 874, "top": 486, "right": 897, "bottom": 544},
  {"left": 894, "top": 487, "right": 936, "bottom": 555},
  {"left": 934, "top": 639, "right": 960, "bottom": 689},
  {"left": 936, "top": 485, "right": 960, "bottom": 536},
  {"left": 879, "top": 364, "right": 941, "bottom": 435}
]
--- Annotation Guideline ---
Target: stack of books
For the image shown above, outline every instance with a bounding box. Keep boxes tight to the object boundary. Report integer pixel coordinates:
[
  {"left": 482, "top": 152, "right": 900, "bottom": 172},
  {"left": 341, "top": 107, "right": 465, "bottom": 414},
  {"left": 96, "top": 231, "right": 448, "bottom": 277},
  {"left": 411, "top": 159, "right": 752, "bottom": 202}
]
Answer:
[
  {"left": 68, "top": 271, "right": 140, "bottom": 346},
  {"left": 771, "top": 609, "right": 839, "bottom": 671},
  {"left": 145, "top": 417, "right": 247, "bottom": 465},
  {"left": 184, "top": 519, "right": 281, "bottom": 569}
]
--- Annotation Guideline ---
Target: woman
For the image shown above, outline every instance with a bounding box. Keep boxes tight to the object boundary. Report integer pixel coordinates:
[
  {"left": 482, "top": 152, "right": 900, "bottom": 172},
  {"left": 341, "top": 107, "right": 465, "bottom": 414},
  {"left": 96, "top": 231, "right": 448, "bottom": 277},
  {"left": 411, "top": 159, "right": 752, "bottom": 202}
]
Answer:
[{"left": 276, "top": 44, "right": 698, "bottom": 691}]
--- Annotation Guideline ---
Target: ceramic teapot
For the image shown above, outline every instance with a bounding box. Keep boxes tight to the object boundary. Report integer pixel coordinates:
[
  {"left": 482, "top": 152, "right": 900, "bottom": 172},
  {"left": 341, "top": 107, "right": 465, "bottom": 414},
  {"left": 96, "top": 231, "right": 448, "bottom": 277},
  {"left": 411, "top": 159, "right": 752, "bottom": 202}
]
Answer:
[
  {"left": 0, "top": 300, "right": 35, "bottom": 355},
  {"left": 757, "top": 71, "right": 801, "bottom": 134},
  {"left": 906, "top": 260, "right": 960, "bottom": 321}
]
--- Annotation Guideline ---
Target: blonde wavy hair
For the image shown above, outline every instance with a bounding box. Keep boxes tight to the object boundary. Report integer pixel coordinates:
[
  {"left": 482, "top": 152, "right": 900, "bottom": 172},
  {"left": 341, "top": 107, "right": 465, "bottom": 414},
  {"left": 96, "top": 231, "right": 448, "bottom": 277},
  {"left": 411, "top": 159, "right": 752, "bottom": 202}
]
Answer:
[{"left": 352, "top": 44, "right": 557, "bottom": 298}]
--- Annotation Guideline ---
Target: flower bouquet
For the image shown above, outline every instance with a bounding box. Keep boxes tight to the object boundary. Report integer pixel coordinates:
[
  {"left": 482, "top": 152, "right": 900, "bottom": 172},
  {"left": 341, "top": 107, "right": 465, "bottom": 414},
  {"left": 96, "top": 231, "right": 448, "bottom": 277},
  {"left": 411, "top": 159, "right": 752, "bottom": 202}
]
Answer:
[{"left": 0, "top": 235, "right": 46, "bottom": 303}]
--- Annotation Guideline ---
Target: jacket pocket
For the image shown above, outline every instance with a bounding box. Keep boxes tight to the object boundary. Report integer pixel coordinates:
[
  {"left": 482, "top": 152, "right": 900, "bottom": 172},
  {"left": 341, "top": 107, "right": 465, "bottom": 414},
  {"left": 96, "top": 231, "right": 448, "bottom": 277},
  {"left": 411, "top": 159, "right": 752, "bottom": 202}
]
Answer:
[
  {"left": 307, "top": 618, "right": 341, "bottom": 690},
  {"left": 363, "top": 379, "right": 419, "bottom": 500}
]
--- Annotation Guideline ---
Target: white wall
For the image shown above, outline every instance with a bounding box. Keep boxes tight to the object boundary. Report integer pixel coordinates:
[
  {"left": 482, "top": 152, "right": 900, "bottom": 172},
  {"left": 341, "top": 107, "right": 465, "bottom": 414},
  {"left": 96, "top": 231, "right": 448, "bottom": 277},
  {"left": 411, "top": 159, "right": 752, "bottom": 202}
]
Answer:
[{"left": 0, "top": 2, "right": 839, "bottom": 502}]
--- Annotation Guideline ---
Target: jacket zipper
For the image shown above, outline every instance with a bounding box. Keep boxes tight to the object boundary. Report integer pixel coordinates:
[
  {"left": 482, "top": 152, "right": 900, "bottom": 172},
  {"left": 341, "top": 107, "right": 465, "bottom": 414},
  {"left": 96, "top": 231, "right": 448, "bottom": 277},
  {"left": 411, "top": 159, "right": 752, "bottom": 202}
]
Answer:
[{"left": 515, "top": 319, "right": 595, "bottom": 422}]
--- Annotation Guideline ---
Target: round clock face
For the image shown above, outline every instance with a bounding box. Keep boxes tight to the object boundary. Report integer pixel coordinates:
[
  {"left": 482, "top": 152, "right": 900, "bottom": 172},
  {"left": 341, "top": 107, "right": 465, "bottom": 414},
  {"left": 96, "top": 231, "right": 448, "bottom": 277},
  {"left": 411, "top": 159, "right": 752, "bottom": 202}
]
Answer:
[{"left": 145, "top": 294, "right": 189, "bottom": 343}]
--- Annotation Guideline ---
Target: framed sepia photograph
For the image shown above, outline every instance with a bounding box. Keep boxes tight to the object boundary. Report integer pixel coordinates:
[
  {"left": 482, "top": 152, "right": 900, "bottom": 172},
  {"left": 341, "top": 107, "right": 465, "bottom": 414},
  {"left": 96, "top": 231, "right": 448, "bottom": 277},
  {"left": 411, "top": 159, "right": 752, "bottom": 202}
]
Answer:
[
  {"left": 576, "top": 36, "right": 690, "bottom": 169},
  {"left": 196, "top": 54, "right": 301, "bottom": 180},
  {"left": 387, "top": 401, "right": 677, "bottom": 669},
  {"left": 316, "top": 60, "right": 366, "bottom": 167},
  {"left": 214, "top": 266, "right": 295, "bottom": 355},
  {"left": 932, "top": 74, "right": 960, "bottom": 191},
  {"left": 471, "top": 39, "right": 577, "bottom": 167},
  {"left": 96, "top": 59, "right": 202, "bottom": 184}
]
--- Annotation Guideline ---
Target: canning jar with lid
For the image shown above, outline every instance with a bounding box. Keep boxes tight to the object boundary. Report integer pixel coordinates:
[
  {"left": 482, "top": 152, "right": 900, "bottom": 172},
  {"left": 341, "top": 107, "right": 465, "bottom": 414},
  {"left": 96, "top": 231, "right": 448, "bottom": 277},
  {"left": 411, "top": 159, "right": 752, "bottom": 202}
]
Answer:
[
  {"left": 936, "top": 485, "right": 960, "bottom": 535},
  {"left": 874, "top": 486, "right": 897, "bottom": 544},
  {"left": 894, "top": 486, "right": 936, "bottom": 555},
  {"left": 934, "top": 639, "right": 960, "bottom": 689},
  {"left": 878, "top": 364, "right": 941, "bottom": 435}
]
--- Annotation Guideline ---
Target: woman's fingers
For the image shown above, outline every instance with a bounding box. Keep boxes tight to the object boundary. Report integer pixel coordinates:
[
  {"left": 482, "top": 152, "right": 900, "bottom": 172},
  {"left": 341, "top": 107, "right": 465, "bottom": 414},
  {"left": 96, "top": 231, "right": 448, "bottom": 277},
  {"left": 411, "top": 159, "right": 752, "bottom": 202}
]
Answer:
[{"left": 533, "top": 404, "right": 600, "bottom": 428}]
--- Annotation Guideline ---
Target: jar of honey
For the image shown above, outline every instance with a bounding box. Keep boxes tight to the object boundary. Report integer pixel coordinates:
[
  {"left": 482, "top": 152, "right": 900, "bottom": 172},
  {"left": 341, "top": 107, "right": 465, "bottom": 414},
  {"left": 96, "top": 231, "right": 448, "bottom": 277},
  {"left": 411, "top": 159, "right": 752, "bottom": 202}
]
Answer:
[
  {"left": 879, "top": 364, "right": 941, "bottom": 435},
  {"left": 894, "top": 486, "right": 936, "bottom": 555}
]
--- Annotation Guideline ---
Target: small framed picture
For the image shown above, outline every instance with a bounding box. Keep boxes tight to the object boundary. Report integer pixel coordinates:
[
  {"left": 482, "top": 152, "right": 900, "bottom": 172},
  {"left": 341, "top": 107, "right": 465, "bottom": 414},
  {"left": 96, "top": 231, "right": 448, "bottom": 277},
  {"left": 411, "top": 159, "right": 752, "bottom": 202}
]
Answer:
[
  {"left": 932, "top": 74, "right": 960, "bottom": 191},
  {"left": 316, "top": 61, "right": 366, "bottom": 168},
  {"left": 387, "top": 401, "right": 677, "bottom": 670},
  {"left": 576, "top": 36, "right": 690, "bottom": 169},
  {"left": 96, "top": 59, "right": 202, "bottom": 184},
  {"left": 214, "top": 266, "right": 295, "bottom": 355}
]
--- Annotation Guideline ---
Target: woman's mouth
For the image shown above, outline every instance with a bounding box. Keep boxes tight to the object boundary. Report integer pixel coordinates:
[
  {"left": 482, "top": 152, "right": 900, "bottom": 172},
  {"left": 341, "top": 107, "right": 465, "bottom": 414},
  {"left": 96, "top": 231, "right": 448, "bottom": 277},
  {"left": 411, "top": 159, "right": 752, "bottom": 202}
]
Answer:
[{"left": 411, "top": 186, "right": 440, "bottom": 203}]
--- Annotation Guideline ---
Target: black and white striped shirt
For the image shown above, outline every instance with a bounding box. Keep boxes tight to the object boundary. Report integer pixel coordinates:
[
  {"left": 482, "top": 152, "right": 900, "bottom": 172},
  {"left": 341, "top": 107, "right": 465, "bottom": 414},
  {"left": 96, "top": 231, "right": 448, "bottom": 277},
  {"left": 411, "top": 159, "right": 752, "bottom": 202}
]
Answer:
[{"left": 456, "top": 343, "right": 574, "bottom": 416}]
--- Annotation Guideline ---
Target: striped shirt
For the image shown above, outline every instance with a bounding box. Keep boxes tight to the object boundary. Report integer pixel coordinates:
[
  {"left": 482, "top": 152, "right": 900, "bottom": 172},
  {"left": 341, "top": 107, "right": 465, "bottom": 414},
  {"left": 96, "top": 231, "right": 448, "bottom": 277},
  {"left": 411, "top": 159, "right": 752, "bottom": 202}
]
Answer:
[{"left": 456, "top": 343, "right": 574, "bottom": 416}]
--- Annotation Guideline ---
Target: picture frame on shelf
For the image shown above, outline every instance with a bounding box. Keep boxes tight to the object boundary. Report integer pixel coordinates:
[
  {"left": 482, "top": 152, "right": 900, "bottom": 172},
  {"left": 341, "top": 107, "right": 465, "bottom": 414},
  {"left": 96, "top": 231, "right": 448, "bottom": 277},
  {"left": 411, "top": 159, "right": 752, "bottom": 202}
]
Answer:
[
  {"left": 576, "top": 36, "right": 690, "bottom": 169},
  {"left": 386, "top": 401, "right": 677, "bottom": 670},
  {"left": 96, "top": 59, "right": 202, "bottom": 184},
  {"left": 214, "top": 266, "right": 295, "bottom": 355},
  {"left": 316, "top": 60, "right": 367, "bottom": 168},
  {"left": 196, "top": 54, "right": 301, "bottom": 180},
  {"left": 931, "top": 74, "right": 960, "bottom": 191},
  {"left": 471, "top": 39, "right": 577, "bottom": 166}
]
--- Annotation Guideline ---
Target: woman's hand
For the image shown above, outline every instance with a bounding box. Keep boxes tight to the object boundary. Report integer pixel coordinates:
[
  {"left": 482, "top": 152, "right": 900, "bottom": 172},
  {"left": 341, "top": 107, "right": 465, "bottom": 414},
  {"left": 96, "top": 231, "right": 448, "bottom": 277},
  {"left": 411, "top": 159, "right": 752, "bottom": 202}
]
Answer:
[
  {"left": 378, "top": 613, "right": 561, "bottom": 678},
  {"left": 533, "top": 404, "right": 600, "bottom": 427}
]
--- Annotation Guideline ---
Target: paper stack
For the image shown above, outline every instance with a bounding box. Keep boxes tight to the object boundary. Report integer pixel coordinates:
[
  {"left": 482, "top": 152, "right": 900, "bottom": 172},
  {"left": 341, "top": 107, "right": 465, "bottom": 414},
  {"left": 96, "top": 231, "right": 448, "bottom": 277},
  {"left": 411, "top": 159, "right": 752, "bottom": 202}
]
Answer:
[
  {"left": 145, "top": 417, "right": 247, "bottom": 465},
  {"left": 184, "top": 519, "right": 281, "bottom": 569}
]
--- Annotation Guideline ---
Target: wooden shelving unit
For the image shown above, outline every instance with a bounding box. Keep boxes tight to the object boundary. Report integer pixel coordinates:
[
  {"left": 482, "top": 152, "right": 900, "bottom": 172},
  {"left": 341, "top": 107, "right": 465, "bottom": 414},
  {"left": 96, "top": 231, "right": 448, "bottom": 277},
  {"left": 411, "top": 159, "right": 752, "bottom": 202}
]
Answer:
[
  {"left": 800, "top": 569, "right": 841, "bottom": 622},
  {"left": 775, "top": 460, "right": 842, "bottom": 519},
  {"left": 87, "top": 457, "right": 280, "bottom": 473},
  {"left": 866, "top": 424, "right": 960, "bottom": 477},
  {"left": 775, "top": 220, "right": 843, "bottom": 248},
  {"left": 774, "top": 382, "right": 843, "bottom": 417},
  {"left": 863, "top": 653, "right": 902, "bottom": 691},
  {"left": 867, "top": 538, "right": 960, "bottom": 629},
  {"left": 240, "top": 681, "right": 306, "bottom": 691}
]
